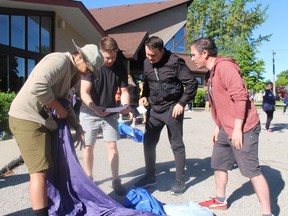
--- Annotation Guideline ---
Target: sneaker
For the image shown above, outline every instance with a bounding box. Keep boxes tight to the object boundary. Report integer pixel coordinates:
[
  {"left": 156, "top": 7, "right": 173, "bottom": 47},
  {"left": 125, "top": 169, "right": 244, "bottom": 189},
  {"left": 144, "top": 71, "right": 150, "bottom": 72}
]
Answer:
[
  {"left": 112, "top": 179, "right": 126, "bottom": 196},
  {"left": 0, "top": 131, "right": 8, "bottom": 141},
  {"left": 134, "top": 175, "right": 156, "bottom": 188},
  {"left": 265, "top": 129, "right": 273, "bottom": 133},
  {"left": 198, "top": 197, "right": 228, "bottom": 210},
  {"left": 170, "top": 180, "right": 185, "bottom": 195}
]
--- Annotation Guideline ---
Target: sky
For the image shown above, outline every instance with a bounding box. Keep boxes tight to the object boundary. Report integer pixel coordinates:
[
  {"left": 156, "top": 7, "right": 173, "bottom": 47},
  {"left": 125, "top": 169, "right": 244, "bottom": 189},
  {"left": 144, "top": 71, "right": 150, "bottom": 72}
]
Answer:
[{"left": 81, "top": 0, "right": 288, "bottom": 81}]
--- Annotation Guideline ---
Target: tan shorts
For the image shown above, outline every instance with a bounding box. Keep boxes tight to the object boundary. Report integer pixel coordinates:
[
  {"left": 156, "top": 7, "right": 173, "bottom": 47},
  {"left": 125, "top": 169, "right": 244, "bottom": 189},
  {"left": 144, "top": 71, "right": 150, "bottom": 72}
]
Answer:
[{"left": 9, "top": 116, "right": 52, "bottom": 174}]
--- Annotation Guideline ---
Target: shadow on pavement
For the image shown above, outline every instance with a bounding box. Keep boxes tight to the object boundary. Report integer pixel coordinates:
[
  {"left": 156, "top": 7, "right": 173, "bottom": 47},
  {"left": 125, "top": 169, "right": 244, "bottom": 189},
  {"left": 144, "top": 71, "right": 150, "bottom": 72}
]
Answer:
[
  {"left": 270, "top": 123, "right": 288, "bottom": 133},
  {"left": 260, "top": 122, "right": 288, "bottom": 133},
  {"left": 107, "top": 157, "right": 213, "bottom": 203},
  {"left": 5, "top": 208, "right": 33, "bottom": 216},
  {"left": 0, "top": 173, "right": 29, "bottom": 189},
  {"left": 263, "top": 165, "right": 284, "bottom": 216},
  {"left": 227, "top": 165, "right": 284, "bottom": 216}
]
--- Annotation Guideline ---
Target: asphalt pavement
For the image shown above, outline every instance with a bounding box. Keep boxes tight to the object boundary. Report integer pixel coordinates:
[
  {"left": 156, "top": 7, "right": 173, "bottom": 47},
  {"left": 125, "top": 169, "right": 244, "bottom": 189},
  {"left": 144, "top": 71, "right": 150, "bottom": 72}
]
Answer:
[{"left": 0, "top": 109, "right": 287, "bottom": 216}]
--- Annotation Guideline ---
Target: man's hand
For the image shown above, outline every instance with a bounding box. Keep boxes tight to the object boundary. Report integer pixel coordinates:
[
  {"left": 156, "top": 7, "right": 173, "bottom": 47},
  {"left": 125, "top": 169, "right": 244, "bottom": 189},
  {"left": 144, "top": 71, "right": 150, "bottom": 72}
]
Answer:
[
  {"left": 139, "top": 97, "right": 147, "bottom": 106},
  {"left": 93, "top": 105, "right": 110, "bottom": 117},
  {"left": 46, "top": 99, "right": 68, "bottom": 119},
  {"left": 212, "top": 126, "right": 220, "bottom": 145},
  {"left": 172, "top": 103, "right": 184, "bottom": 118},
  {"left": 55, "top": 107, "right": 68, "bottom": 119},
  {"left": 231, "top": 119, "right": 244, "bottom": 150},
  {"left": 231, "top": 128, "right": 243, "bottom": 150},
  {"left": 74, "top": 125, "right": 85, "bottom": 150}
]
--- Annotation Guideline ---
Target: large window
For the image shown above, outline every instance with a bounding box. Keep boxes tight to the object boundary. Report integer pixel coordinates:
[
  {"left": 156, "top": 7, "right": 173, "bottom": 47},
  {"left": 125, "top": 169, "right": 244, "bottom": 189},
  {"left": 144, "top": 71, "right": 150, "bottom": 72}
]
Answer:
[
  {"left": 195, "top": 76, "right": 203, "bottom": 85},
  {"left": 28, "top": 16, "right": 40, "bottom": 52},
  {"left": 0, "top": 15, "right": 9, "bottom": 45},
  {"left": 0, "top": 54, "right": 37, "bottom": 92},
  {"left": 0, "top": 13, "right": 53, "bottom": 53},
  {"left": 41, "top": 17, "right": 52, "bottom": 54},
  {"left": 165, "top": 25, "right": 186, "bottom": 53},
  {"left": 0, "top": 8, "right": 54, "bottom": 92},
  {"left": 9, "top": 56, "right": 25, "bottom": 92},
  {"left": 11, "top": 15, "right": 25, "bottom": 49},
  {"left": 0, "top": 54, "right": 8, "bottom": 91}
]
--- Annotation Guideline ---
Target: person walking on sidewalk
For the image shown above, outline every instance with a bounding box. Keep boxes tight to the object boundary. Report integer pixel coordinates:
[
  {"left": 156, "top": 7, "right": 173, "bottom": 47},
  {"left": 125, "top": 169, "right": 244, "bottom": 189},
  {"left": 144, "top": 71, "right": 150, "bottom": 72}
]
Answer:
[
  {"left": 204, "top": 90, "right": 210, "bottom": 112},
  {"left": 190, "top": 37, "right": 273, "bottom": 216},
  {"left": 135, "top": 36, "right": 198, "bottom": 195},
  {"left": 127, "top": 75, "right": 139, "bottom": 128},
  {"left": 283, "top": 91, "right": 288, "bottom": 114},
  {"left": 262, "top": 82, "right": 276, "bottom": 133},
  {"left": 79, "top": 36, "right": 130, "bottom": 196},
  {"left": 8, "top": 40, "right": 102, "bottom": 216}
]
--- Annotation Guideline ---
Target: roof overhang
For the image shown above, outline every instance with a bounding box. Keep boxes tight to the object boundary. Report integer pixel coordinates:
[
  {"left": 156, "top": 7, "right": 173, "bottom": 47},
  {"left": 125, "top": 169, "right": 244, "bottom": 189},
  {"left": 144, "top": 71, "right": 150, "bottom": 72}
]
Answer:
[
  {"left": 151, "top": 20, "right": 186, "bottom": 45},
  {"left": 90, "top": 0, "right": 192, "bottom": 31},
  {"left": 0, "top": 0, "right": 106, "bottom": 43},
  {"left": 175, "top": 53, "right": 208, "bottom": 74},
  {"left": 109, "top": 32, "right": 148, "bottom": 60}
]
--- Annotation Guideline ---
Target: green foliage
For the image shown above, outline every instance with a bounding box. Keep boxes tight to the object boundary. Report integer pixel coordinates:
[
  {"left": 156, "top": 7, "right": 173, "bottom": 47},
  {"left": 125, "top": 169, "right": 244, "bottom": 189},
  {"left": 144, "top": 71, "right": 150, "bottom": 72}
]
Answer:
[
  {"left": 186, "top": 0, "right": 270, "bottom": 92},
  {"left": 275, "top": 70, "right": 288, "bottom": 86},
  {"left": 194, "top": 89, "right": 206, "bottom": 107},
  {"left": 0, "top": 91, "right": 16, "bottom": 133}
]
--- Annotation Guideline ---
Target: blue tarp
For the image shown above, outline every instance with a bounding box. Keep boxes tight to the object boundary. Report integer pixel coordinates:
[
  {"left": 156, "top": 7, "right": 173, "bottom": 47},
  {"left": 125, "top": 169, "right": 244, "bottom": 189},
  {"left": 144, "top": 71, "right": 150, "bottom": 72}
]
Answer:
[{"left": 118, "top": 123, "right": 144, "bottom": 143}]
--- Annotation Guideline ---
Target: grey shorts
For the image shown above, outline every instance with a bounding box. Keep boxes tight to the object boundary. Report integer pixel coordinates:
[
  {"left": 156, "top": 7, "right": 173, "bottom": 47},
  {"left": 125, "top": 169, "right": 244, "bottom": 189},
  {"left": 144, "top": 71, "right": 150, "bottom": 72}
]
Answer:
[
  {"left": 211, "top": 122, "right": 261, "bottom": 178},
  {"left": 79, "top": 112, "right": 119, "bottom": 145}
]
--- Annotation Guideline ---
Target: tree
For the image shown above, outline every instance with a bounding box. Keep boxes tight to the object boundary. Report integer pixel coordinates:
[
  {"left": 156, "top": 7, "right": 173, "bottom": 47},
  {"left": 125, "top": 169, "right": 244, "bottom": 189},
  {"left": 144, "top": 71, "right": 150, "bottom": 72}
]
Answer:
[
  {"left": 186, "top": 0, "right": 271, "bottom": 92},
  {"left": 275, "top": 70, "right": 288, "bottom": 87}
]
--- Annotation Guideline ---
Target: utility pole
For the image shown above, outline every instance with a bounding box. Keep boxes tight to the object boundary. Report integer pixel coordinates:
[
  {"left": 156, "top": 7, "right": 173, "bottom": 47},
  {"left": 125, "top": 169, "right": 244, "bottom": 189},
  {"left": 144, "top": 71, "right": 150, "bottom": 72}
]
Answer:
[{"left": 272, "top": 50, "right": 276, "bottom": 95}]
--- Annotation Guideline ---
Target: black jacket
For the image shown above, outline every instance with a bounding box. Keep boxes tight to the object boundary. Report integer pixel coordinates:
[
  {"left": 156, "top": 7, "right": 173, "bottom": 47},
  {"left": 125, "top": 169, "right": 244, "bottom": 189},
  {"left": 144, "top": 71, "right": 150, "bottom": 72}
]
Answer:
[{"left": 142, "top": 49, "right": 198, "bottom": 113}]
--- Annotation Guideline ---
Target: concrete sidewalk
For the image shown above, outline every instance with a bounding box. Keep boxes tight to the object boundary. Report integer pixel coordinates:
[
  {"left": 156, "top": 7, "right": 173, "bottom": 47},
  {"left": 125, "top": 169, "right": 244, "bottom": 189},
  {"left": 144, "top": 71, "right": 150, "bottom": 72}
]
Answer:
[{"left": 0, "top": 109, "right": 287, "bottom": 216}]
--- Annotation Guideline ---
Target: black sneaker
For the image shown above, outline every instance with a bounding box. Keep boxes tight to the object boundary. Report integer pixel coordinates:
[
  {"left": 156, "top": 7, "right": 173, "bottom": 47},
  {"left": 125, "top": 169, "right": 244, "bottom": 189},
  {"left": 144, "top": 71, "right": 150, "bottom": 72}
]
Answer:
[
  {"left": 112, "top": 179, "right": 126, "bottom": 196},
  {"left": 170, "top": 180, "right": 185, "bottom": 195},
  {"left": 134, "top": 175, "right": 156, "bottom": 188}
]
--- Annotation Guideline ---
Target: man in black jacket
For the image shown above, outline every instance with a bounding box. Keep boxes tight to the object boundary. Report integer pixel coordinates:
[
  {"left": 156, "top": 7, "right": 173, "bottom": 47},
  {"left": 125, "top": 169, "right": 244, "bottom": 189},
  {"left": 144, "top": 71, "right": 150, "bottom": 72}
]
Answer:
[{"left": 135, "top": 36, "right": 198, "bottom": 195}]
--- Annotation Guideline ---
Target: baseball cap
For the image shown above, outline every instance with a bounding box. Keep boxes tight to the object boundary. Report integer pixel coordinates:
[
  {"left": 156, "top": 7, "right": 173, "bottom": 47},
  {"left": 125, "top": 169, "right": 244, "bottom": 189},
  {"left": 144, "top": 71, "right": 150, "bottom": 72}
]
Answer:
[{"left": 72, "top": 39, "right": 103, "bottom": 76}]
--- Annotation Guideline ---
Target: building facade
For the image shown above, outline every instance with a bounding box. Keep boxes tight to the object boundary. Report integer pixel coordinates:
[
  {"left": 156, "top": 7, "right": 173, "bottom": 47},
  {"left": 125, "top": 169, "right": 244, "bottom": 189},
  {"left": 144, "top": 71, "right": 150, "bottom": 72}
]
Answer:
[
  {"left": 0, "top": 0, "right": 207, "bottom": 93},
  {"left": 0, "top": 0, "right": 105, "bottom": 92}
]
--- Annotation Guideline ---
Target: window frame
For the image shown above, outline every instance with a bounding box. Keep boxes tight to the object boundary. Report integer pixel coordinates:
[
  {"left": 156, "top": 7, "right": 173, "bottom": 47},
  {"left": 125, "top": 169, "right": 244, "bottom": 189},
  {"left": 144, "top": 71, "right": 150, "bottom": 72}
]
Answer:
[{"left": 0, "top": 7, "right": 54, "bottom": 92}]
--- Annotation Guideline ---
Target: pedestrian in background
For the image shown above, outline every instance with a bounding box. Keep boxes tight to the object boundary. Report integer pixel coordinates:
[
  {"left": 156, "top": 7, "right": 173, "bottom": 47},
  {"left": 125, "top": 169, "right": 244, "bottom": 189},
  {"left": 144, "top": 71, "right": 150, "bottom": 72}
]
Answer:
[
  {"left": 186, "top": 100, "right": 193, "bottom": 112},
  {"left": 282, "top": 90, "right": 288, "bottom": 114},
  {"left": 115, "top": 87, "right": 124, "bottom": 122},
  {"left": 204, "top": 90, "right": 210, "bottom": 112},
  {"left": 262, "top": 82, "right": 276, "bottom": 133},
  {"left": 127, "top": 75, "right": 139, "bottom": 128},
  {"left": 138, "top": 81, "right": 148, "bottom": 124}
]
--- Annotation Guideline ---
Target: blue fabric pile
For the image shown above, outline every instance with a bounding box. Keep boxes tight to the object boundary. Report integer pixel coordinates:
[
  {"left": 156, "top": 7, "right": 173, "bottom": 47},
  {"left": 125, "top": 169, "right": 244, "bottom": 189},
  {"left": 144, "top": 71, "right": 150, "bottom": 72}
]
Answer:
[{"left": 118, "top": 123, "right": 144, "bottom": 143}]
